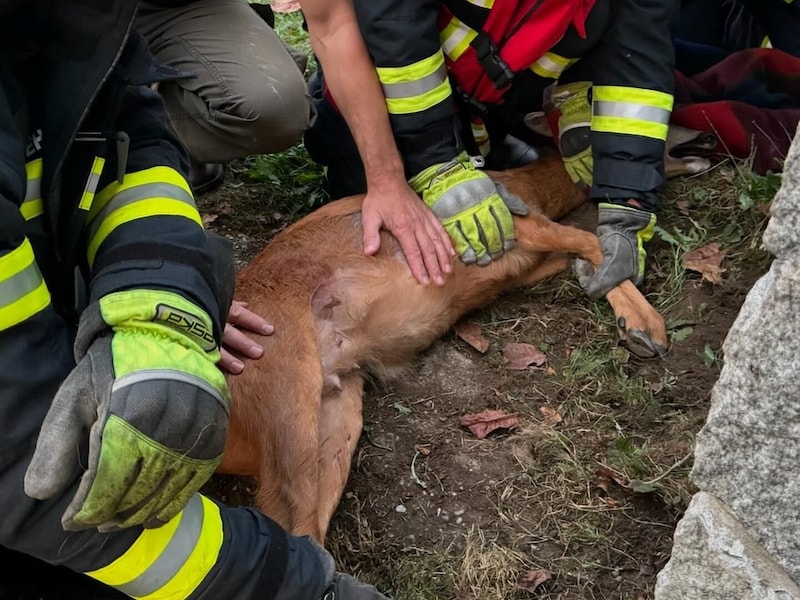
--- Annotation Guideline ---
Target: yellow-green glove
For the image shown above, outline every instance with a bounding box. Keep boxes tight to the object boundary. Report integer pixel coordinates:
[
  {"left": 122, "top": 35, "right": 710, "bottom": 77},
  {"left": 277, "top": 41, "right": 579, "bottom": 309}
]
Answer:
[
  {"left": 24, "top": 289, "right": 230, "bottom": 531},
  {"left": 409, "top": 152, "right": 529, "bottom": 266},
  {"left": 551, "top": 81, "right": 593, "bottom": 189}
]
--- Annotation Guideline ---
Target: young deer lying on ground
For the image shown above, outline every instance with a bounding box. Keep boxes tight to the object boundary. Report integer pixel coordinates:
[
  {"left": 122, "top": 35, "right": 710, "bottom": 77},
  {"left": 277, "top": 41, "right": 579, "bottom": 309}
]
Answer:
[{"left": 217, "top": 129, "right": 715, "bottom": 544}]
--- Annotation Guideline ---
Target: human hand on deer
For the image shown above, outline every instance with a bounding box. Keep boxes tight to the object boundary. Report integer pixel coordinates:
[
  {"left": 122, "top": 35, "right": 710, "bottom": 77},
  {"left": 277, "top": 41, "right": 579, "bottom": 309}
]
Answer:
[
  {"left": 218, "top": 300, "right": 274, "bottom": 375},
  {"left": 361, "top": 176, "right": 455, "bottom": 286}
]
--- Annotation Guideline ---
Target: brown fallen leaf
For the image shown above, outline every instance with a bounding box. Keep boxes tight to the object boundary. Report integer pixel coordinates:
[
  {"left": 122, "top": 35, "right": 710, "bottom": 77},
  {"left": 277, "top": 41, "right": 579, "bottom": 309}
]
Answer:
[
  {"left": 675, "top": 198, "right": 691, "bottom": 216},
  {"left": 202, "top": 213, "right": 219, "bottom": 227},
  {"left": 459, "top": 409, "right": 519, "bottom": 439},
  {"left": 270, "top": 0, "right": 301, "bottom": 12},
  {"left": 538, "top": 405, "right": 562, "bottom": 427},
  {"left": 454, "top": 320, "right": 489, "bottom": 353},
  {"left": 503, "top": 342, "right": 547, "bottom": 370},
  {"left": 593, "top": 465, "right": 631, "bottom": 493},
  {"left": 682, "top": 242, "right": 728, "bottom": 285},
  {"left": 517, "top": 569, "right": 552, "bottom": 593}
]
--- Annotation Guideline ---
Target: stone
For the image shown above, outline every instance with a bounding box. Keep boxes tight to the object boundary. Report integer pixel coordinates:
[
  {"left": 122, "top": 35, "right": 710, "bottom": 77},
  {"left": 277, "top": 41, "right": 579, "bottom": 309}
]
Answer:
[{"left": 654, "top": 492, "right": 800, "bottom": 600}]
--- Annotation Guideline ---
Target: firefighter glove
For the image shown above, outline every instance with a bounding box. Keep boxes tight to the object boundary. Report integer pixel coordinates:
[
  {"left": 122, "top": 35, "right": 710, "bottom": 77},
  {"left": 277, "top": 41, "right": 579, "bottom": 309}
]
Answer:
[
  {"left": 551, "top": 81, "right": 593, "bottom": 189},
  {"left": 308, "top": 537, "right": 392, "bottom": 599},
  {"left": 578, "top": 202, "right": 657, "bottom": 299},
  {"left": 24, "top": 289, "right": 230, "bottom": 531},
  {"left": 409, "top": 152, "right": 528, "bottom": 267}
]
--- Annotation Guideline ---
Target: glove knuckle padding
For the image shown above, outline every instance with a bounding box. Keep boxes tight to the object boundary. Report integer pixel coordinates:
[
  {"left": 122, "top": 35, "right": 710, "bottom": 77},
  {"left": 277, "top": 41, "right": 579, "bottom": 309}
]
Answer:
[
  {"left": 111, "top": 377, "right": 228, "bottom": 459},
  {"left": 411, "top": 154, "right": 523, "bottom": 266}
]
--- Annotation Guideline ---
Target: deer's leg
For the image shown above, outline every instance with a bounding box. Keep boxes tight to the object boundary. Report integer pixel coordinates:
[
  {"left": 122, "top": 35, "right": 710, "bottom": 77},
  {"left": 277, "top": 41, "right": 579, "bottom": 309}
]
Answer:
[
  {"left": 244, "top": 331, "right": 326, "bottom": 540},
  {"left": 515, "top": 214, "right": 668, "bottom": 357},
  {"left": 315, "top": 374, "right": 364, "bottom": 544}
]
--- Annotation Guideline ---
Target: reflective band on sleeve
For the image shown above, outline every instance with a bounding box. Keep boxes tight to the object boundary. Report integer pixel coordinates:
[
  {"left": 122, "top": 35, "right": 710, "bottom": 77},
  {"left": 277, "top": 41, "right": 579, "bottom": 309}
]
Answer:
[
  {"left": 86, "top": 166, "right": 201, "bottom": 266},
  {"left": 79, "top": 156, "right": 107, "bottom": 211},
  {"left": 86, "top": 495, "right": 224, "bottom": 600},
  {"left": 592, "top": 86, "right": 673, "bottom": 141},
  {"left": 531, "top": 52, "right": 578, "bottom": 79},
  {"left": 0, "top": 238, "right": 50, "bottom": 330},
  {"left": 470, "top": 118, "right": 490, "bottom": 156},
  {"left": 440, "top": 16, "right": 478, "bottom": 62},
  {"left": 465, "top": 0, "right": 494, "bottom": 8},
  {"left": 21, "top": 158, "right": 44, "bottom": 221},
  {"left": 377, "top": 52, "right": 452, "bottom": 115}
]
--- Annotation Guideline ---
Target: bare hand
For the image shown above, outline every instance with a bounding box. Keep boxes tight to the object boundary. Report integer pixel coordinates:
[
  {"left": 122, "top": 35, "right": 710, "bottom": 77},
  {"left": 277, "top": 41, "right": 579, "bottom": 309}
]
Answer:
[
  {"left": 219, "top": 300, "right": 274, "bottom": 375},
  {"left": 361, "top": 179, "right": 455, "bottom": 285}
]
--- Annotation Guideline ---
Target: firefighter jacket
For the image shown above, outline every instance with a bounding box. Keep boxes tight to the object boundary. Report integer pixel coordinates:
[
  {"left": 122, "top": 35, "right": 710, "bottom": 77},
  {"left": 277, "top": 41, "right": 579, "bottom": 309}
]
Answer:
[
  {"left": 353, "top": 0, "right": 679, "bottom": 213},
  {"left": 0, "top": 2, "right": 329, "bottom": 599}
]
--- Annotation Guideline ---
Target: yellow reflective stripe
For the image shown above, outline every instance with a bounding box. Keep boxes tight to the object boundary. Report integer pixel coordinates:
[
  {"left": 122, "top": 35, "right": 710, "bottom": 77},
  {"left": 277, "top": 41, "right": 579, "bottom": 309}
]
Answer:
[
  {"left": 79, "top": 156, "right": 107, "bottom": 211},
  {"left": 465, "top": 0, "right": 494, "bottom": 6},
  {"left": 440, "top": 16, "right": 477, "bottom": 61},
  {"left": 531, "top": 52, "right": 577, "bottom": 79},
  {"left": 377, "top": 53, "right": 452, "bottom": 115},
  {"left": 592, "top": 86, "right": 673, "bottom": 141},
  {"left": 86, "top": 167, "right": 200, "bottom": 266},
  {"left": 0, "top": 238, "right": 50, "bottom": 330},
  {"left": 87, "top": 495, "right": 223, "bottom": 600},
  {"left": 22, "top": 159, "right": 44, "bottom": 221}
]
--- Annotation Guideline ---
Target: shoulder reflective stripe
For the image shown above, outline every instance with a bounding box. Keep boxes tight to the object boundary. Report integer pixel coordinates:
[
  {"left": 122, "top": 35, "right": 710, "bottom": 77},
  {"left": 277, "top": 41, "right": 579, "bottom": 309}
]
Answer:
[
  {"left": 87, "top": 495, "right": 224, "bottom": 600},
  {"left": 377, "top": 52, "right": 452, "bottom": 115},
  {"left": 79, "top": 156, "right": 107, "bottom": 211},
  {"left": 86, "top": 181, "right": 201, "bottom": 267},
  {"left": 0, "top": 238, "right": 50, "bottom": 330},
  {"left": 22, "top": 159, "right": 44, "bottom": 221},
  {"left": 531, "top": 52, "right": 577, "bottom": 79},
  {"left": 592, "top": 86, "right": 673, "bottom": 141},
  {"left": 464, "top": 0, "right": 494, "bottom": 7},
  {"left": 440, "top": 16, "right": 477, "bottom": 61},
  {"left": 112, "top": 369, "right": 227, "bottom": 410}
]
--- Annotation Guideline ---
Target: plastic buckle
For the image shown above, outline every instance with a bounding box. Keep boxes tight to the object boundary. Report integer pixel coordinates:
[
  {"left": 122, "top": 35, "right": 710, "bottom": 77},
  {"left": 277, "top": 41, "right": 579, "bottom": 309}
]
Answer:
[{"left": 470, "top": 32, "right": 514, "bottom": 89}]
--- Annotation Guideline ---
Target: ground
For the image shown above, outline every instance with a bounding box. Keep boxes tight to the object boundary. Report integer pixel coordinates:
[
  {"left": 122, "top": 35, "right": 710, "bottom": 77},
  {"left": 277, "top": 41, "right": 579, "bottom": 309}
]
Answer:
[
  {"left": 194, "top": 154, "right": 776, "bottom": 600},
  {"left": 0, "top": 149, "right": 777, "bottom": 600}
]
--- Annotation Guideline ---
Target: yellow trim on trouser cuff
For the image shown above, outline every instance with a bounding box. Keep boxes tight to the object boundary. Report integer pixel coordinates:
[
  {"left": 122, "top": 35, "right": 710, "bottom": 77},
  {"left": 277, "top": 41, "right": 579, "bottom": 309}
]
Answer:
[
  {"left": 0, "top": 238, "right": 51, "bottom": 330},
  {"left": 87, "top": 496, "right": 223, "bottom": 600},
  {"left": 592, "top": 86, "right": 673, "bottom": 141},
  {"left": 377, "top": 52, "right": 453, "bottom": 115}
]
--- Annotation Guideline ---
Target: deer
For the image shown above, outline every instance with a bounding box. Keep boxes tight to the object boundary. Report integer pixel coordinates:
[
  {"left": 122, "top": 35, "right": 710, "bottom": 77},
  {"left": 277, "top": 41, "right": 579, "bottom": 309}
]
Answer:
[{"left": 215, "top": 126, "right": 717, "bottom": 545}]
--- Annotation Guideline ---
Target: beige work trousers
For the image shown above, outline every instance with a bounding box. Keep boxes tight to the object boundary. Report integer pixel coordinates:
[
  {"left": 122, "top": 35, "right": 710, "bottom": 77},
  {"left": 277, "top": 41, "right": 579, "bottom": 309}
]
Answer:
[{"left": 136, "top": 0, "right": 314, "bottom": 163}]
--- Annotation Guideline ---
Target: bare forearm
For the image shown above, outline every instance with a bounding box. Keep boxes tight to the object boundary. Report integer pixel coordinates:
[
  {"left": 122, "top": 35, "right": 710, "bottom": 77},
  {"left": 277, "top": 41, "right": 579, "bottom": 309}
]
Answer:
[{"left": 304, "top": 3, "right": 406, "bottom": 188}]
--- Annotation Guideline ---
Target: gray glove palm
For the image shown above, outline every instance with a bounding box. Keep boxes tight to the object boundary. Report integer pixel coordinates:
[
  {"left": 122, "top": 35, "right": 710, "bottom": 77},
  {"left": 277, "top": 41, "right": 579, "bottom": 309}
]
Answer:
[{"left": 579, "top": 202, "right": 657, "bottom": 299}]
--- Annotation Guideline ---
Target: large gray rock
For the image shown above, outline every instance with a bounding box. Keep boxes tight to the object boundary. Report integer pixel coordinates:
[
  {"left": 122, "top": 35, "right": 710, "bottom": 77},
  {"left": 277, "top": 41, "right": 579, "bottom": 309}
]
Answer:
[
  {"left": 655, "top": 492, "right": 800, "bottom": 600},
  {"left": 655, "top": 126, "right": 800, "bottom": 598}
]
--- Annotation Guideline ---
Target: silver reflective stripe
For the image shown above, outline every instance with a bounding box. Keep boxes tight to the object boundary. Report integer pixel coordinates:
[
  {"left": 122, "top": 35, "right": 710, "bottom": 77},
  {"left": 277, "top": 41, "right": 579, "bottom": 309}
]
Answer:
[
  {"left": 87, "top": 182, "right": 196, "bottom": 242},
  {"left": 24, "top": 177, "right": 41, "bottom": 202},
  {"left": 441, "top": 19, "right": 474, "bottom": 58},
  {"left": 115, "top": 495, "right": 204, "bottom": 598},
  {"left": 0, "top": 260, "right": 43, "bottom": 307},
  {"left": 83, "top": 170, "right": 103, "bottom": 201},
  {"left": 381, "top": 63, "right": 448, "bottom": 99},
  {"left": 112, "top": 369, "right": 227, "bottom": 412},
  {"left": 593, "top": 101, "right": 671, "bottom": 125}
]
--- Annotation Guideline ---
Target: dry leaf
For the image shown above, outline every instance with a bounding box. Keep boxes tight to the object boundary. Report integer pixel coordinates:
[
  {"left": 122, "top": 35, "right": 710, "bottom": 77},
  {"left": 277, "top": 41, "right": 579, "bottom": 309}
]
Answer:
[
  {"left": 675, "top": 198, "right": 691, "bottom": 216},
  {"left": 502, "top": 342, "right": 547, "bottom": 370},
  {"left": 517, "top": 569, "right": 552, "bottom": 592},
  {"left": 202, "top": 213, "right": 219, "bottom": 227},
  {"left": 538, "top": 405, "right": 562, "bottom": 427},
  {"left": 593, "top": 465, "right": 631, "bottom": 492},
  {"left": 414, "top": 444, "right": 432, "bottom": 456},
  {"left": 459, "top": 409, "right": 519, "bottom": 439},
  {"left": 270, "top": 0, "right": 301, "bottom": 12},
  {"left": 454, "top": 320, "right": 489, "bottom": 353},
  {"left": 682, "top": 242, "right": 728, "bottom": 285}
]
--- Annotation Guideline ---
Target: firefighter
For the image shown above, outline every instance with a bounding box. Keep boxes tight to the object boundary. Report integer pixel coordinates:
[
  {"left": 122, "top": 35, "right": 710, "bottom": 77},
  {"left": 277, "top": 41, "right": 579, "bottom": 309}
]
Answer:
[
  {"left": 305, "top": 0, "right": 680, "bottom": 299},
  {"left": 0, "top": 1, "right": 388, "bottom": 598}
]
